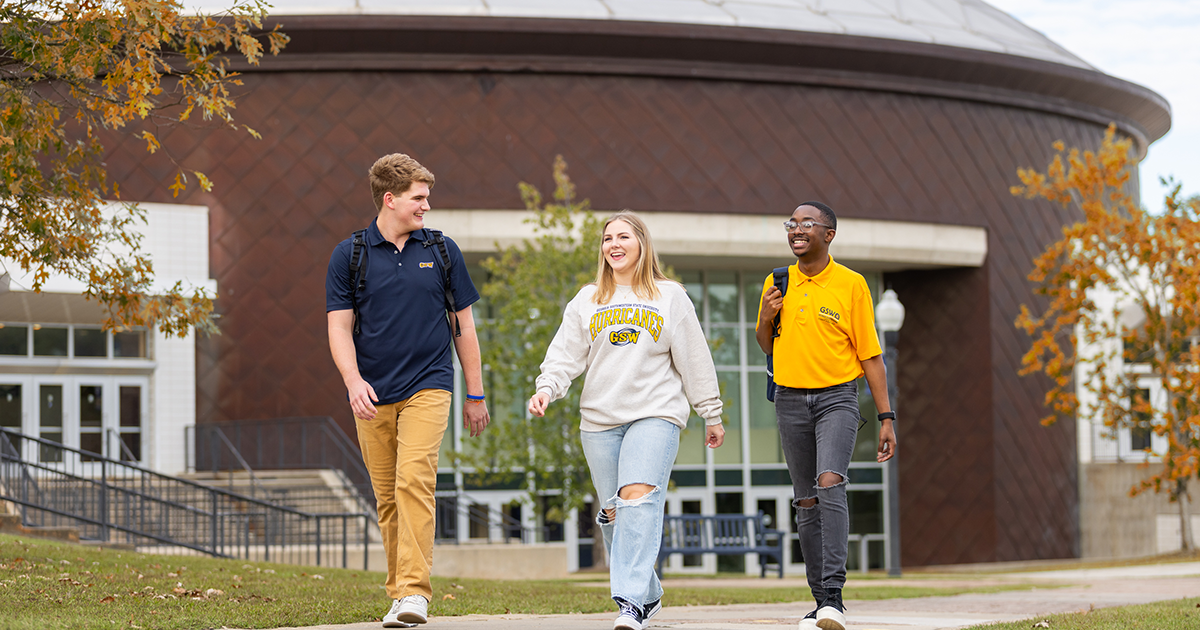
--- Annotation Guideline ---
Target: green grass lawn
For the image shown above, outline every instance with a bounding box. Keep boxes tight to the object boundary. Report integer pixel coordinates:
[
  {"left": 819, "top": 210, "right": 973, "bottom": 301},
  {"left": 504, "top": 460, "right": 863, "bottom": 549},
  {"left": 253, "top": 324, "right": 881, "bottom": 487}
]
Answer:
[
  {"left": 964, "top": 597, "right": 1200, "bottom": 630},
  {"left": 0, "top": 533, "right": 1041, "bottom": 629}
]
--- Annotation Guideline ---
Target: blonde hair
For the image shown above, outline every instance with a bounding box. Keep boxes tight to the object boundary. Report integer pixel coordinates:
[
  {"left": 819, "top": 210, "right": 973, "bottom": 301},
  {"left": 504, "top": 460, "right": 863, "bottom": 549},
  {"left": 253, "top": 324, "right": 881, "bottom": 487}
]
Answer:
[
  {"left": 593, "top": 211, "right": 670, "bottom": 304},
  {"left": 369, "top": 153, "right": 435, "bottom": 211}
]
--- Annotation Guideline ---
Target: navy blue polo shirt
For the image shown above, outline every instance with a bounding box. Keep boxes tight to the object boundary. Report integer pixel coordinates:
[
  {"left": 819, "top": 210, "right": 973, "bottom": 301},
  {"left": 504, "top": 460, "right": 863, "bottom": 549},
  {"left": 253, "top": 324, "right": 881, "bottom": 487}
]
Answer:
[{"left": 326, "top": 220, "right": 479, "bottom": 405}]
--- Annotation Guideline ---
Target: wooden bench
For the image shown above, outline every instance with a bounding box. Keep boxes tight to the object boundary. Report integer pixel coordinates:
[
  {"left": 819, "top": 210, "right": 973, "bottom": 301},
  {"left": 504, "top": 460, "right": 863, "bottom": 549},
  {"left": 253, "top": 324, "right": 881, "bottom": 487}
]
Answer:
[{"left": 657, "top": 512, "right": 785, "bottom": 578}]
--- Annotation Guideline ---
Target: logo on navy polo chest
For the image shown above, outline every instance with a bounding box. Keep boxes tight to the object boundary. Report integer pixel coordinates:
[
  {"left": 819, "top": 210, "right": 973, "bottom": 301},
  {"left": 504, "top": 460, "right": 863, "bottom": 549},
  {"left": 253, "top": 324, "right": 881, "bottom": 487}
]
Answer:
[{"left": 419, "top": 261, "right": 434, "bottom": 269}]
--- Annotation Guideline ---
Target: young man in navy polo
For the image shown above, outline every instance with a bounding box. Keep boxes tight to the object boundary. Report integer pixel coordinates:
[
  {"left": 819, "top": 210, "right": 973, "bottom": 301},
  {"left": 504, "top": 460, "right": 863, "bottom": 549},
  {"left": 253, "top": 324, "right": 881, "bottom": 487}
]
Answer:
[{"left": 326, "top": 153, "right": 489, "bottom": 628}]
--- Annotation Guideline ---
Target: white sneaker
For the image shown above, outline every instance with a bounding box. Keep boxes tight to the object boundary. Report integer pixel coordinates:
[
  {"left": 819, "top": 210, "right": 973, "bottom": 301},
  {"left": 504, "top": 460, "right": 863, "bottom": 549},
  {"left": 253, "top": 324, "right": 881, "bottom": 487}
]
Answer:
[
  {"left": 397, "top": 595, "right": 429, "bottom": 624},
  {"left": 382, "top": 599, "right": 417, "bottom": 628},
  {"left": 798, "top": 609, "right": 818, "bottom": 629}
]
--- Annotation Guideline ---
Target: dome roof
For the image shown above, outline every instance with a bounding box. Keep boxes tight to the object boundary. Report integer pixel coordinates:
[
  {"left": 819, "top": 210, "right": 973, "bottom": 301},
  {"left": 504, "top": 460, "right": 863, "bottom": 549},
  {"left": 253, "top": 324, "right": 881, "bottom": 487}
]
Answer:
[{"left": 191, "top": 0, "right": 1089, "bottom": 70}]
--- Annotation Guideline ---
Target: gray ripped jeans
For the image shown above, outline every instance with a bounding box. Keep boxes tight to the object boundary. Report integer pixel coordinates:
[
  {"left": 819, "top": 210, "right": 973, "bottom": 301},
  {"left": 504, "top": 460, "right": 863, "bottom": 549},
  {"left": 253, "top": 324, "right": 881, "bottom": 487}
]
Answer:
[{"left": 775, "top": 381, "right": 859, "bottom": 592}]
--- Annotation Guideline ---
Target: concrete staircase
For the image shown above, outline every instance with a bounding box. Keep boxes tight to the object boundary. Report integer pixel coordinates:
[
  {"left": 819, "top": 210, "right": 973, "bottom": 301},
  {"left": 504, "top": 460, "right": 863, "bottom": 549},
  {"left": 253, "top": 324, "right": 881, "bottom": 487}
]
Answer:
[{"left": 0, "top": 505, "right": 79, "bottom": 543}]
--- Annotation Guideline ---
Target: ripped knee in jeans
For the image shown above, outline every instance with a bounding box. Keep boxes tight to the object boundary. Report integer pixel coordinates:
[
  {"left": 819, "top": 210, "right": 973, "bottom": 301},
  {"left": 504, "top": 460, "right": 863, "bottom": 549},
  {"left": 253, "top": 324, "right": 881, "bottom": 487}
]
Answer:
[{"left": 792, "top": 495, "right": 818, "bottom": 510}]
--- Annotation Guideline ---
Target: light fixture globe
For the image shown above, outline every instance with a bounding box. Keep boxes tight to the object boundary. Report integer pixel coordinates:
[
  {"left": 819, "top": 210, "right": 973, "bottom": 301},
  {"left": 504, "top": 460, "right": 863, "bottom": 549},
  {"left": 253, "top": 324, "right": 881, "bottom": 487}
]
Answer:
[{"left": 876, "top": 289, "right": 906, "bottom": 333}]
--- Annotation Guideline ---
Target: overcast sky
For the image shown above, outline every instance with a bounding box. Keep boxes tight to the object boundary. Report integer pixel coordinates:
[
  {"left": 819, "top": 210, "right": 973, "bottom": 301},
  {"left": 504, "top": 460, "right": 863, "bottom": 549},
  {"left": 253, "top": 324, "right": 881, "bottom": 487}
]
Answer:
[{"left": 987, "top": 0, "right": 1200, "bottom": 207}]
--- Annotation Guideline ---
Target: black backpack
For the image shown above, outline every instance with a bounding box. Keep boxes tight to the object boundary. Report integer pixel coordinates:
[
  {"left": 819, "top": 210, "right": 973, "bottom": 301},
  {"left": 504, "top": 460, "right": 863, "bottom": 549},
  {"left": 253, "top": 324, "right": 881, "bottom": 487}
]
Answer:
[
  {"left": 349, "top": 228, "right": 461, "bottom": 338},
  {"left": 765, "top": 266, "right": 789, "bottom": 402}
]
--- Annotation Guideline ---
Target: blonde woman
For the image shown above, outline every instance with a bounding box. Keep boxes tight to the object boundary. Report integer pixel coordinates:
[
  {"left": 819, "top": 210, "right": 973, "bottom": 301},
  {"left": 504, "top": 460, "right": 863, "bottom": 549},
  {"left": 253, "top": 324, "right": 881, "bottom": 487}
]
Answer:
[{"left": 528, "top": 211, "right": 724, "bottom": 630}]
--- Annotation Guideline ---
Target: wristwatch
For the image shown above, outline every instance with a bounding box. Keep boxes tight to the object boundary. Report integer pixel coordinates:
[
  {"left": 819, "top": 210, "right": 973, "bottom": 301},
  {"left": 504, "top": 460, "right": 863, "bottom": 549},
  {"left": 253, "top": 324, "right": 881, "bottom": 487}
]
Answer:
[{"left": 877, "top": 411, "right": 896, "bottom": 422}]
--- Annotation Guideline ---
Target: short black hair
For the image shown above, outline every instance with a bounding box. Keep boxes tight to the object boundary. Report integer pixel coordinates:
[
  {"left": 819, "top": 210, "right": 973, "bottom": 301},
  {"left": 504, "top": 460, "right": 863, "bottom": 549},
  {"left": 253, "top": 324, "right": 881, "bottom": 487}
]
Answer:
[{"left": 796, "top": 201, "right": 836, "bottom": 230}]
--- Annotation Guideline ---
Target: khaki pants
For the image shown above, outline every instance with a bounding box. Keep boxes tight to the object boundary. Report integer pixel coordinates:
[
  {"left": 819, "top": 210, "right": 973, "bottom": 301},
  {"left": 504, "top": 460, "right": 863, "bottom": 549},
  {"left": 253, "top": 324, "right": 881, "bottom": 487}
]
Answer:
[{"left": 355, "top": 388, "right": 450, "bottom": 601}]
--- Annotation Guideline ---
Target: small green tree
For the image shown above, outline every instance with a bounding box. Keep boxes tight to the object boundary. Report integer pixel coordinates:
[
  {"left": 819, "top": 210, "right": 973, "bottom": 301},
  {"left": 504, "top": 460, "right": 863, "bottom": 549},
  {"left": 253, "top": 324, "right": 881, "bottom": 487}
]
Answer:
[
  {"left": 1013, "top": 124, "right": 1200, "bottom": 551},
  {"left": 452, "top": 156, "right": 604, "bottom": 545},
  {"left": 0, "top": 0, "right": 287, "bottom": 336}
]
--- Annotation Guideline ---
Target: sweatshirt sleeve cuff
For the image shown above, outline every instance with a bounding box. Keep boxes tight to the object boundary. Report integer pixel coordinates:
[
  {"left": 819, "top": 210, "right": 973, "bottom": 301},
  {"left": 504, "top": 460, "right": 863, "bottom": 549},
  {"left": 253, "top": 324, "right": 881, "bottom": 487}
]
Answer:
[{"left": 704, "top": 416, "right": 723, "bottom": 426}]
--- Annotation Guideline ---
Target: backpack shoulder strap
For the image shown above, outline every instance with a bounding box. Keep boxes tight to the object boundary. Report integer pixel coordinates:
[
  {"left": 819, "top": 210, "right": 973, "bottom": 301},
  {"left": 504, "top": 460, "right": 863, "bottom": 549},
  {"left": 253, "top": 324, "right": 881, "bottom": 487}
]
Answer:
[
  {"left": 771, "top": 266, "right": 789, "bottom": 339},
  {"left": 349, "top": 229, "right": 368, "bottom": 336},
  {"left": 420, "top": 229, "right": 462, "bottom": 338}
]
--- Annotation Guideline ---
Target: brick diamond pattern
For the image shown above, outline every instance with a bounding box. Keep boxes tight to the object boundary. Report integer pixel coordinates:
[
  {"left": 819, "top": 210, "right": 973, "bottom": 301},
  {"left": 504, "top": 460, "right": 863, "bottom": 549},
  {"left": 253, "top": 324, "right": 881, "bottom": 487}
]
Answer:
[{"left": 96, "top": 70, "right": 1106, "bottom": 565}]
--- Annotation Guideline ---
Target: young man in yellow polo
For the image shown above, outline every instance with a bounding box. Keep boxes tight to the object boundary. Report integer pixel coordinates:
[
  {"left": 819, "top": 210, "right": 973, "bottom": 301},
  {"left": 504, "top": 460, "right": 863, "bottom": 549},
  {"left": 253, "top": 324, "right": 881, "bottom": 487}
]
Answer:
[{"left": 755, "top": 201, "right": 897, "bottom": 630}]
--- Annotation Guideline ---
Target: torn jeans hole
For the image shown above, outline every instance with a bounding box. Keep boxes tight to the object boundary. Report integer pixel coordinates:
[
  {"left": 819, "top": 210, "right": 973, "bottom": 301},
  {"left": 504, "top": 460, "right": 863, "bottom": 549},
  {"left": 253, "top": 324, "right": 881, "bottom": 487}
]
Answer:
[
  {"left": 792, "top": 496, "right": 819, "bottom": 510},
  {"left": 815, "top": 470, "right": 849, "bottom": 489}
]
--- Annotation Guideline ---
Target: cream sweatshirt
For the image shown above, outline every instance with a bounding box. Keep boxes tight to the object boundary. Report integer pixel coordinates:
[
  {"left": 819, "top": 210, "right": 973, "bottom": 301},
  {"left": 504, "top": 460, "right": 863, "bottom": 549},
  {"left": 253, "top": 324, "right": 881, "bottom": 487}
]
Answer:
[{"left": 535, "top": 281, "right": 724, "bottom": 432}]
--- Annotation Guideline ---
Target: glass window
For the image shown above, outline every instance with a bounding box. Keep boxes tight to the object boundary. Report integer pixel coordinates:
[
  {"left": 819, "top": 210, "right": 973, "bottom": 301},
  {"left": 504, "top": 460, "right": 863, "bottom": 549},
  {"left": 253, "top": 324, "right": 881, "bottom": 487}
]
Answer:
[
  {"left": 679, "top": 271, "right": 703, "bottom": 314},
  {"left": 714, "top": 371, "right": 741, "bottom": 465},
  {"left": 744, "top": 273, "right": 769, "bottom": 326},
  {"left": 0, "top": 325, "right": 28, "bottom": 356},
  {"left": 0, "top": 384, "right": 21, "bottom": 430},
  {"left": 853, "top": 378, "right": 881, "bottom": 461},
  {"left": 113, "top": 330, "right": 146, "bottom": 358},
  {"left": 849, "top": 490, "right": 884, "bottom": 535},
  {"left": 706, "top": 272, "right": 738, "bottom": 323},
  {"left": 1130, "top": 388, "right": 1152, "bottom": 451},
  {"left": 708, "top": 326, "right": 739, "bottom": 367},
  {"left": 39, "top": 384, "right": 63, "bottom": 462},
  {"left": 119, "top": 386, "right": 141, "bottom": 428},
  {"left": 80, "top": 385, "right": 103, "bottom": 428},
  {"left": 74, "top": 328, "right": 107, "bottom": 357},
  {"left": 33, "top": 326, "right": 68, "bottom": 356},
  {"left": 748, "top": 372, "right": 783, "bottom": 464},
  {"left": 677, "top": 415, "right": 707, "bottom": 465}
]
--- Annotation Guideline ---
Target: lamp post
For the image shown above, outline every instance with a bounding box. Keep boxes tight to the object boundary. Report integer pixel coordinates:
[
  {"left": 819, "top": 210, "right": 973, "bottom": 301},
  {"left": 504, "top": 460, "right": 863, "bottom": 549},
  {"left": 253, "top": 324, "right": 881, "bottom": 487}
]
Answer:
[{"left": 875, "top": 289, "right": 905, "bottom": 578}]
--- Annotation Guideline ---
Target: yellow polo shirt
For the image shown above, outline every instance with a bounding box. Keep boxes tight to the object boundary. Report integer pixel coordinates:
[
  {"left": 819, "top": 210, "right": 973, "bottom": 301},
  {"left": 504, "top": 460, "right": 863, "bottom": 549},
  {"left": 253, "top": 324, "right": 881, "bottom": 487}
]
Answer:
[{"left": 756, "top": 257, "right": 882, "bottom": 388}]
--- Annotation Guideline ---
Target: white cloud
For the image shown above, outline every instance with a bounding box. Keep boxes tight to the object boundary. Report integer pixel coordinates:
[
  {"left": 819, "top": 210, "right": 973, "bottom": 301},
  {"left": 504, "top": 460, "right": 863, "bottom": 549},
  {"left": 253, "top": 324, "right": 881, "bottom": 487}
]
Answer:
[{"left": 987, "top": 0, "right": 1200, "bottom": 205}]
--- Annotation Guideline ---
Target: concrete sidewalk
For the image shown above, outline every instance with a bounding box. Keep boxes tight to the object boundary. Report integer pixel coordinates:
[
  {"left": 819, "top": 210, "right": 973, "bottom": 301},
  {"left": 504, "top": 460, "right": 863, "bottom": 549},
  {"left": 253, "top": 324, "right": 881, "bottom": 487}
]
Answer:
[{"left": 263, "top": 562, "right": 1200, "bottom": 630}]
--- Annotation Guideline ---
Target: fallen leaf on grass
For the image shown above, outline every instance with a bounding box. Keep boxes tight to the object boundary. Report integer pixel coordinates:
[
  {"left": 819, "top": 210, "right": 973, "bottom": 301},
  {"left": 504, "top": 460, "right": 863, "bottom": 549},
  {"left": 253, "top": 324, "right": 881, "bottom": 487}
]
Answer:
[
  {"left": 1032, "top": 621, "right": 1050, "bottom": 628},
  {"left": 442, "top": 594, "right": 455, "bottom": 600},
  {"left": 205, "top": 589, "right": 224, "bottom": 596},
  {"left": 99, "top": 596, "right": 117, "bottom": 603},
  {"left": 311, "top": 575, "right": 324, "bottom": 580}
]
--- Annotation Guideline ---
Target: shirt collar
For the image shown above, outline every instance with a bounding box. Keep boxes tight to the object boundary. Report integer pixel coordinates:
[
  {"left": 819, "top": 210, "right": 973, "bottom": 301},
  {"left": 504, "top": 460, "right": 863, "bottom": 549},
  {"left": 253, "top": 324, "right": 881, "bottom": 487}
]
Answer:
[
  {"left": 366, "top": 219, "right": 428, "bottom": 247},
  {"left": 793, "top": 256, "right": 836, "bottom": 289}
]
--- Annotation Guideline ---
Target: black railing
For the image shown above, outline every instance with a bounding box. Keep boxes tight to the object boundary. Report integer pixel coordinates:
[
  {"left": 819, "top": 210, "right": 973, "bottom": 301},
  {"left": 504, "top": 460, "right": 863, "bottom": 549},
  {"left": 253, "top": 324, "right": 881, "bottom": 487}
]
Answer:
[
  {"left": 188, "top": 417, "right": 374, "bottom": 509},
  {"left": 1, "top": 428, "right": 371, "bottom": 569}
]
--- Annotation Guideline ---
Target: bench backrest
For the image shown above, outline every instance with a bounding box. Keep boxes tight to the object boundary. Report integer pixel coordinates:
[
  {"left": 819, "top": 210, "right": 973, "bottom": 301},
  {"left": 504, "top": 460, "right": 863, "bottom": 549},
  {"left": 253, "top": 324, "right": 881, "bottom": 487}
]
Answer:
[{"left": 661, "top": 513, "right": 773, "bottom": 551}]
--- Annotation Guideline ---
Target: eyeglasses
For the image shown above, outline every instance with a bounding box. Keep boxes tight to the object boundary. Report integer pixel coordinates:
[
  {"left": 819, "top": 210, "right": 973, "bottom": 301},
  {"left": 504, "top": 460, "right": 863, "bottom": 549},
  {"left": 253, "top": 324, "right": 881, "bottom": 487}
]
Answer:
[{"left": 784, "top": 219, "right": 832, "bottom": 232}]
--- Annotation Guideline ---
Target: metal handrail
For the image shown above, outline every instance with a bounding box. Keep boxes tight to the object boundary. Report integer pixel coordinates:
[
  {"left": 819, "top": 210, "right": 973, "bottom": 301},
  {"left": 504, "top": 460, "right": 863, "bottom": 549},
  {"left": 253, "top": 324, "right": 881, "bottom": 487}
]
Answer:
[
  {"left": 0, "top": 427, "right": 371, "bottom": 569},
  {"left": 105, "top": 428, "right": 139, "bottom": 463},
  {"left": 191, "top": 417, "right": 376, "bottom": 513},
  {"left": 208, "top": 429, "right": 265, "bottom": 499}
]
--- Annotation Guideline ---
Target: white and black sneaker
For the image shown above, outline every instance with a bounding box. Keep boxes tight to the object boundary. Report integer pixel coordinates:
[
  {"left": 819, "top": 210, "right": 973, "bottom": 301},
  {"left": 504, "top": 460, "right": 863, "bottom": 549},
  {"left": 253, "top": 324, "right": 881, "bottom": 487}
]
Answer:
[
  {"left": 613, "top": 597, "right": 644, "bottom": 630},
  {"left": 798, "top": 608, "right": 818, "bottom": 629},
  {"left": 381, "top": 599, "right": 417, "bottom": 628},
  {"left": 643, "top": 598, "right": 662, "bottom": 628},
  {"left": 815, "top": 588, "right": 845, "bottom": 630}
]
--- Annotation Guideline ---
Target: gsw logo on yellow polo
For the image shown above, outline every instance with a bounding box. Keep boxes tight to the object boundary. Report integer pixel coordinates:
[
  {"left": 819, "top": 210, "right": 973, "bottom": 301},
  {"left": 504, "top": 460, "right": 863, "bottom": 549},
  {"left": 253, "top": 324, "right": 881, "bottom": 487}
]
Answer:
[
  {"left": 419, "top": 262, "right": 434, "bottom": 269},
  {"left": 818, "top": 306, "right": 841, "bottom": 323},
  {"left": 609, "top": 327, "right": 640, "bottom": 346}
]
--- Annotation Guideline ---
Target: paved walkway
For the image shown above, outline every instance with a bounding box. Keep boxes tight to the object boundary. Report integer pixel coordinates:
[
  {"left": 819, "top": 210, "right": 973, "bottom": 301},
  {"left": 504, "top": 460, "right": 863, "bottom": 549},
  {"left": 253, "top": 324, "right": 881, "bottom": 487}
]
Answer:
[{"left": 264, "top": 562, "right": 1200, "bottom": 630}]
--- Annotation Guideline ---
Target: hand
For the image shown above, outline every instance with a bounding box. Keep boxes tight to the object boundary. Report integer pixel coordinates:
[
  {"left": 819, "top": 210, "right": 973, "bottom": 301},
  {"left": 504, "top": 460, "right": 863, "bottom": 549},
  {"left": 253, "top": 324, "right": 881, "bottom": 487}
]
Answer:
[
  {"left": 347, "top": 378, "right": 379, "bottom": 421},
  {"left": 463, "top": 399, "right": 490, "bottom": 438},
  {"left": 759, "top": 287, "right": 783, "bottom": 324},
  {"left": 877, "top": 420, "right": 897, "bottom": 463},
  {"left": 706, "top": 423, "right": 725, "bottom": 448},
  {"left": 527, "top": 392, "right": 550, "bottom": 417}
]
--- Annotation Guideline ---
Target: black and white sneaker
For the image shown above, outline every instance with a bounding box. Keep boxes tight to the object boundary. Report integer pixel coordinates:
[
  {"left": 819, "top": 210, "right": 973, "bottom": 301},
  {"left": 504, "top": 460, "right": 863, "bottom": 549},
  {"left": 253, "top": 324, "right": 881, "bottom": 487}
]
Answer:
[
  {"left": 798, "top": 608, "right": 818, "bottom": 629},
  {"left": 643, "top": 598, "right": 661, "bottom": 627},
  {"left": 815, "top": 588, "right": 845, "bottom": 630},
  {"left": 613, "top": 597, "right": 644, "bottom": 630}
]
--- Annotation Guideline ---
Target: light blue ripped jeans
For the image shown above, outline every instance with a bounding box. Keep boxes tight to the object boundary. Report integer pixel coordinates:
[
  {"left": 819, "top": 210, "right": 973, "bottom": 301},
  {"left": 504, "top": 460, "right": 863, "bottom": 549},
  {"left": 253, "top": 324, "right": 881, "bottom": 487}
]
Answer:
[{"left": 580, "top": 417, "right": 680, "bottom": 609}]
